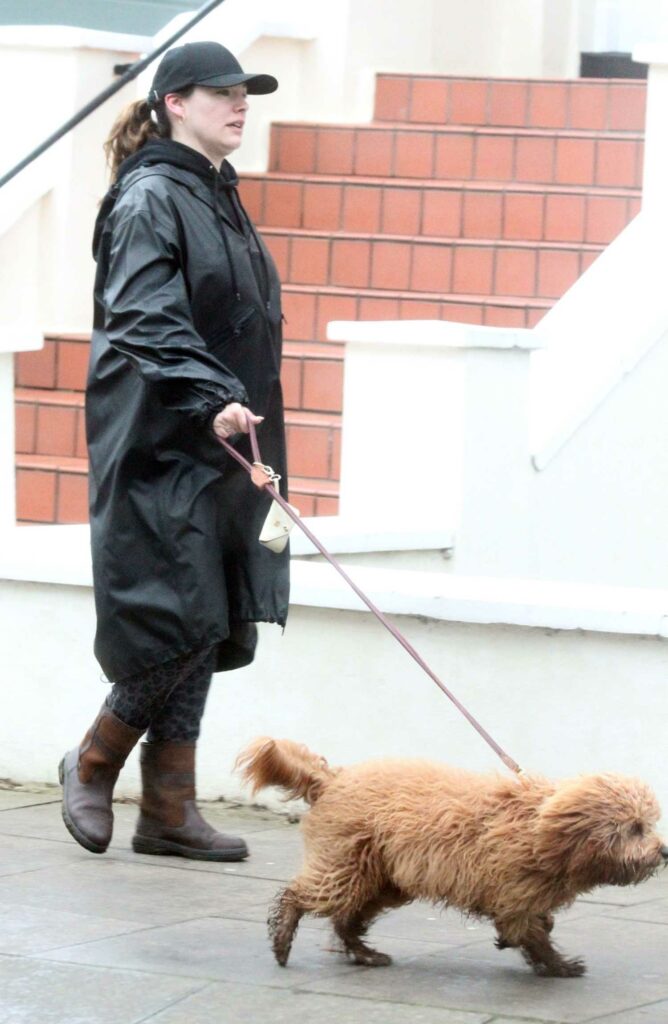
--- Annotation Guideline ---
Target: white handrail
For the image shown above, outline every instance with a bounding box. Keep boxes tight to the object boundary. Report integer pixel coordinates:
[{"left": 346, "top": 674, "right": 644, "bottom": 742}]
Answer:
[
  {"left": 530, "top": 213, "right": 668, "bottom": 470},
  {"left": 0, "top": 152, "right": 57, "bottom": 238}
]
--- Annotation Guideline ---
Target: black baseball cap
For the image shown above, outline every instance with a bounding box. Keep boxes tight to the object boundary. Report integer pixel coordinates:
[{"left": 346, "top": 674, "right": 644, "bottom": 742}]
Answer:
[{"left": 148, "top": 41, "right": 278, "bottom": 104}]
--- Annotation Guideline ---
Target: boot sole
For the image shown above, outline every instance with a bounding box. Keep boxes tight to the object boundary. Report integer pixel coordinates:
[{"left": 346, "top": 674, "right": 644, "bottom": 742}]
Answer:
[
  {"left": 132, "top": 834, "right": 249, "bottom": 862},
  {"left": 58, "top": 756, "right": 108, "bottom": 856}
]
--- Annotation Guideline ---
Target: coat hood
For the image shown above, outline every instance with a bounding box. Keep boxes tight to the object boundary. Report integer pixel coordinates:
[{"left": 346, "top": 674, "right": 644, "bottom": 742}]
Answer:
[
  {"left": 93, "top": 139, "right": 240, "bottom": 257},
  {"left": 116, "top": 137, "right": 240, "bottom": 188}
]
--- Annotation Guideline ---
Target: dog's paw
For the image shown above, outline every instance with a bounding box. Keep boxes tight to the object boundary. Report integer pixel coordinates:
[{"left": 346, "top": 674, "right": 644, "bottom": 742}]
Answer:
[
  {"left": 534, "top": 956, "right": 586, "bottom": 978},
  {"left": 560, "top": 957, "right": 586, "bottom": 978},
  {"left": 352, "top": 950, "right": 393, "bottom": 967}
]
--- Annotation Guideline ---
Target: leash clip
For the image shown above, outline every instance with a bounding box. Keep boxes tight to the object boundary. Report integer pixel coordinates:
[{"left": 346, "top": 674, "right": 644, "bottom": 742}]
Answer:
[{"left": 250, "top": 461, "right": 281, "bottom": 489}]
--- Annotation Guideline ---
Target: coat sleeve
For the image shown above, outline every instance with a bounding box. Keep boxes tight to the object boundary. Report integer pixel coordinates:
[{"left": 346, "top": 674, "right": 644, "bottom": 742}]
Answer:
[{"left": 102, "top": 183, "right": 248, "bottom": 422}]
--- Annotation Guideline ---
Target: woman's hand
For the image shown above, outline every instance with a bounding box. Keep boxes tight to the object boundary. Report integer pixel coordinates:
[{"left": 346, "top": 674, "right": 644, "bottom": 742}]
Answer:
[{"left": 212, "top": 402, "right": 263, "bottom": 441}]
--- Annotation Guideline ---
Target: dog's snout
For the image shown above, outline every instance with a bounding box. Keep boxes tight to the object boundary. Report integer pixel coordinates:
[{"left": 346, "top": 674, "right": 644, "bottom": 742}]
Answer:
[{"left": 661, "top": 845, "right": 668, "bottom": 862}]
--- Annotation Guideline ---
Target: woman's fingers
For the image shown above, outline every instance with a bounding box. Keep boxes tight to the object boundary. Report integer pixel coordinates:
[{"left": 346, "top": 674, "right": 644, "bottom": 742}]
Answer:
[{"left": 213, "top": 403, "right": 264, "bottom": 439}]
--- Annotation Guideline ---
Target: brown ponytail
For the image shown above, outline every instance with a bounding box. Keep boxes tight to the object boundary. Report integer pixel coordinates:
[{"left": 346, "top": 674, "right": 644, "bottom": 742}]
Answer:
[
  {"left": 103, "top": 87, "right": 195, "bottom": 182},
  {"left": 104, "top": 99, "right": 163, "bottom": 181}
]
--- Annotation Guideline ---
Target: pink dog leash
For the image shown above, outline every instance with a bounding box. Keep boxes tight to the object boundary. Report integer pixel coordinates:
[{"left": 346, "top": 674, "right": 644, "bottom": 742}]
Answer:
[{"left": 219, "top": 417, "right": 523, "bottom": 777}]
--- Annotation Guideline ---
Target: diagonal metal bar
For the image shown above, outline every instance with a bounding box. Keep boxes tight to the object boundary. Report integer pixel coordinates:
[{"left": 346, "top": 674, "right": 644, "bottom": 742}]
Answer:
[{"left": 0, "top": 0, "right": 226, "bottom": 190}]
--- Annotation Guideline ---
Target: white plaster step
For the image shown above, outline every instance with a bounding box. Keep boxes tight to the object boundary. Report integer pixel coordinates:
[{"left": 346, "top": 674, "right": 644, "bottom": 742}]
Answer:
[
  {"left": 290, "top": 559, "right": 668, "bottom": 638},
  {"left": 0, "top": 520, "right": 456, "bottom": 587},
  {"left": 5, "top": 524, "right": 666, "bottom": 638}
]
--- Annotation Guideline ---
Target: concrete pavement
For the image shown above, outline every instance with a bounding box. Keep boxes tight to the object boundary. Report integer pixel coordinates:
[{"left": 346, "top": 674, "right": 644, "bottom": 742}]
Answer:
[{"left": 0, "top": 782, "right": 667, "bottom": 1024}]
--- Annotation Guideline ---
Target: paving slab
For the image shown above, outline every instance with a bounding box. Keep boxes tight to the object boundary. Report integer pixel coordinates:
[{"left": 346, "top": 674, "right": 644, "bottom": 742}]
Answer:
[
  {"left": 0, "top": 954, "right": 207, "bottom": 1024},
  {"left": 0, "top": 794, "right": 666, "bottom": 1024},
  {"left": 0, "top": 900, "right": 151, "bottom": 956},
  {"left": 584, "top": 1000, "right": 668, "bottom": 1023},
  {"left": 37, "top": 914, "right": 464, "bottom": 986},
  {"left": 0, "top": 856, "right": 280, "bottom": 927},
  {"left": 0, "top": 831, "right": 96, "bottom": 877},
  {"left": 141, "top": 979, "right": 496, "bottom": 1024},
  {"left": 0, "top": 790, "right": 60, "bottom": 810},
  {"left": 0, "top": 798, "right": 114, "bottom": 844},
  {"left": 279, "top": 903, "right": 668, "bottom": 1024}
]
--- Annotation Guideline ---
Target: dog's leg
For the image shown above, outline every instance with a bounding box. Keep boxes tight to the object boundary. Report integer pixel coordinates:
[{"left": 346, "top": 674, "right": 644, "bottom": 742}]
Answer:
[
  {"left": 520, "top": 930, "right": 586, "bottom": 978},
  {"left": 495, "top": 911, "right": 554, "bottom": 950},
  {"left": 496, "top": 915, "right": 585, "bottom": 978},
  {"left": 268, "top": 886, "right": 304, "bottom": 967},
  {"left": 332, "top": 887, "right": 404, "bottom": 967}
]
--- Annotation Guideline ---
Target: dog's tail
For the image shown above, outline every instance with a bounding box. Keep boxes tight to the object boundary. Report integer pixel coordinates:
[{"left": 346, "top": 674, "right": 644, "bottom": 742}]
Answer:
[{"left": 235, "top": 737, "right": 338, "bottom": 805}]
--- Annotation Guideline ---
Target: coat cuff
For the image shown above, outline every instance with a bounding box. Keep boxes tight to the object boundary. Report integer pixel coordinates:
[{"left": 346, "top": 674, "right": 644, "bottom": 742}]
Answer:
[{"left": 189, "top": 382, "right": 249, "bottom": 427}]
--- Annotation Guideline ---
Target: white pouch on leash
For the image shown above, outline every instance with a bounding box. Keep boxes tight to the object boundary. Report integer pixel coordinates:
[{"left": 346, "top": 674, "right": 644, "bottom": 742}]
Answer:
[{"left": 259, "top": 499, "right": 300, "bottom": 553}]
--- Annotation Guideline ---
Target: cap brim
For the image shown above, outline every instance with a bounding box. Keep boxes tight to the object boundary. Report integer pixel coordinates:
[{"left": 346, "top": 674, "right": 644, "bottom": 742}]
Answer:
[{"left": 197, "top": 72, "right": 278, "bottom": 95}]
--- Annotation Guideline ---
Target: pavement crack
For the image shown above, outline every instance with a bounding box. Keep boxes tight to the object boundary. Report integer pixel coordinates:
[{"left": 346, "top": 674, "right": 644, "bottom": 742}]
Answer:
[
  {"left": 582, "top": 995, "right": 668, "bottom": 1022},
  {"left": 0, "top": 799, "right": 61, "bottom": 811},
  {"left": 131, "top": 980, "right": 215, "bottom": 1023}
]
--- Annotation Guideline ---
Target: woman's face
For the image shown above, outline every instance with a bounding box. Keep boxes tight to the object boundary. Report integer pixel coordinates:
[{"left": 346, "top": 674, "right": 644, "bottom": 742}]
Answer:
[{"left": 166, "top": 85, "right": 249, "bottom": 165}]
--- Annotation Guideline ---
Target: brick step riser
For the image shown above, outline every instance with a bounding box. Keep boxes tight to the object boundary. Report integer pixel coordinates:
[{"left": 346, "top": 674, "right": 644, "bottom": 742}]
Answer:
[
  {"left": 16, "top": 284, "right": 552, "bottom": 416},
  {"left": 16, "top": 466, "right": 89, "bottom": 526},
  {"left": 269, "top": 125, "right": 643, "bottom": 189},
  {"left": 15, "top": 400, "right": 87, "bottom": 460},
  {"left": 16, "top": 400, "right": 342, "bottom": 481},
  {"left": 374, "top": 76, "right": 647, "bottom": 132},
  {"left": 238, "top": 177, "right": 640, "bottom": 245},
  {"left": 282, "top": 286, "right": 551, "bottom": 336},
  {"left": 15, "top": 343, "right": 343, "bottom": 411},
  {"left": 267, "top": 233, "right": 600, "bottom": 300},
  {"left": 16, "top": 465, "right": 339, "bottom": 523}
]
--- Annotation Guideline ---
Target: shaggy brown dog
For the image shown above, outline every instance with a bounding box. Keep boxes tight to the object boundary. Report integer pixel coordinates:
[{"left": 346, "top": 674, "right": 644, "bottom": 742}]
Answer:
[{"left": 236, "top": 738, "right": 668, "bottom": 977}]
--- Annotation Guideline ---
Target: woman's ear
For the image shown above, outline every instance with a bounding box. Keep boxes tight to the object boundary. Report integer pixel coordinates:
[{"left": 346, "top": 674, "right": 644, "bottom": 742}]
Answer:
[{"left": 164, "top": 92, "right": 187, "bottom": 122}]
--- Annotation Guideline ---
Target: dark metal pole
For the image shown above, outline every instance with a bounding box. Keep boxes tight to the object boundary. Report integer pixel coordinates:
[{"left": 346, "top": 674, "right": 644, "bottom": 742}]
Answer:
[{"left": 0, "top": 0, "right": 226, "bottom": 190}]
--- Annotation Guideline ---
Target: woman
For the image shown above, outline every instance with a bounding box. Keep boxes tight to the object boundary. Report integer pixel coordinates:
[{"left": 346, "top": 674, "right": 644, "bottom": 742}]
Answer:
[{"left": 59, "top": 41, "right": 289, "bottom": 862}]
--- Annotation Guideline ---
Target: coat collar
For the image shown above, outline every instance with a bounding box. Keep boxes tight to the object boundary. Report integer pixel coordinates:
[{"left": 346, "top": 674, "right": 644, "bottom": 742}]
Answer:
[{"left": 121, "top": 164, "right": 245, "bottom": 235}]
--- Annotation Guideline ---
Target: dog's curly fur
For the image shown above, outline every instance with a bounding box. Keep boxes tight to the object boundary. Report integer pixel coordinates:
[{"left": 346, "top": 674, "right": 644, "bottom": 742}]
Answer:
[{"left": 236, "top": 738, "right": 667, "bottom": 976}]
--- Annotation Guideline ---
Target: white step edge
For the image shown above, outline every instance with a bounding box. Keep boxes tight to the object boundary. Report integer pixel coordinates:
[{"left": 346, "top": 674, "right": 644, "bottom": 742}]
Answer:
[
  {"left": 290, "top": 561, "right": 668, "bottom": 638},
  {"left": 2, "top": 525, "right": 667, "bottom": 638},
  {"left": 289, "top": 517, "right": 454, "bottom": 555},
  {"left": 327, "top": 319, "right": 544, "bottom": 351},
  {"left": 0, "top": 520, "right": 454, "bottom": 588},
  {"left": 0, "top": 326, "right": 44, "bottom": 354}
]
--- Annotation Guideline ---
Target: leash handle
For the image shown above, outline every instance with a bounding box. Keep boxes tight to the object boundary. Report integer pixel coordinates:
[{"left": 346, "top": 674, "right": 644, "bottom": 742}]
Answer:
[{"left": 219, "top": 412, "right": 523, "bottom": 777}]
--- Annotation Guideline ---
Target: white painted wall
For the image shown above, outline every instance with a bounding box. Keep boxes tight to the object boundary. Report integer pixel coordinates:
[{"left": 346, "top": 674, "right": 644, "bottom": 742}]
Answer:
[
  {"left": 331, "top": 311, "right": 668, "bottom": 590},
  {"left": 1, "top": 576, "right": 666, "bottom": 827},
  {"left": 1, "top": 29, "right": 146, "bottom": 332},
  {"left": 533, "top": 329, "right": 668, "bottom": 587},
  {"left": 584, "top": 0, "right": 668, "bottom": 52},
  {"left": 433, "top": 0, "right": 546, "bottom": 78}
]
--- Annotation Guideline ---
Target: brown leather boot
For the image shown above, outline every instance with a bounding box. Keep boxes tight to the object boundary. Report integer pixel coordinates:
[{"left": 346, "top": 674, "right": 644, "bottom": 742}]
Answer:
[
  {"left": 132, "top": 741, "right": 249, "bottom": 862},
  {"left": 59, "top": 705, "right": 144, "bottom": 854}
]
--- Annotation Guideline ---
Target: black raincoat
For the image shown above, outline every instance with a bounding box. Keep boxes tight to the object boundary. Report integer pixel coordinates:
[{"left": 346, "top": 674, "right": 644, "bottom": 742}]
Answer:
[{"left": 87, "top": 139, "right": 289, "bottom": 683}]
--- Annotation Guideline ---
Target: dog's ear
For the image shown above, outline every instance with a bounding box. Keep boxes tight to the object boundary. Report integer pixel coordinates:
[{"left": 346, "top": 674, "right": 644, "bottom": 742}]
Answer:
[
  {"left": 532, "top": 782, "right": 593, "bottom": 878},
  {"left": 533, "top": 774, "right": 662, "bottom": 884},
  {"left": 533, "top": 776, "right": 624, "bottom": 877}
]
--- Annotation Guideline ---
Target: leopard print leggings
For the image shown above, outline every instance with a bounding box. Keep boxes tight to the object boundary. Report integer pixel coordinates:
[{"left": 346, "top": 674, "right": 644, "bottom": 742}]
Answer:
[{"left": 105, "top": 646, "right": 216, "bottom": 742}]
